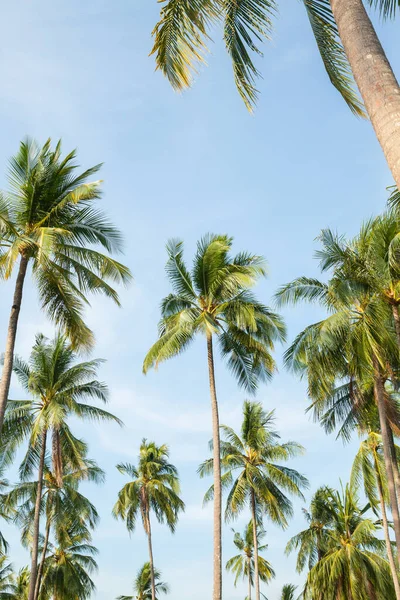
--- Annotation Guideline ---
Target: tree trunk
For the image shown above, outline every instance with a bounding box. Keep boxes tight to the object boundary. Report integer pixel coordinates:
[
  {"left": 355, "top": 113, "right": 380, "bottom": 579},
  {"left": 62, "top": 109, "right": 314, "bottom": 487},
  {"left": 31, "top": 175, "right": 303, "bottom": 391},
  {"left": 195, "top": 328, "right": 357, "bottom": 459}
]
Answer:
[
  {"left": 392, "top": 305, "right": 400, "bottom": 349},
  {"left": 374, "top": 452, "right": 400, "bottom": 597},
  {"left": 373, "top": 364, "right": 400, "bottom": 558},
  {"left": 247, "top": 556, "right": 252, "bottom": 600},
  {"left": 146, "top": 513, "right": 156, "bottom": 600},
  {"left": 388, "top": 426, "right": 400, "bottom": 502},
  {"left": 28, "top": 429, "right": 47, "bottom": 600},
  {"left": 206, "top": 332, "right": 222, "bottom": 600},
  {"left": 250, "top": 490, "right": 260, "bottom": 600},
  {"left": 33, "top": 512, "right": 51, "bottom": 600},
  {"left": 0, "top": 255, "right": 28, "bottom": 433},
  {"left": 330, "top": 0, "right": 400, "bottom": 189}
]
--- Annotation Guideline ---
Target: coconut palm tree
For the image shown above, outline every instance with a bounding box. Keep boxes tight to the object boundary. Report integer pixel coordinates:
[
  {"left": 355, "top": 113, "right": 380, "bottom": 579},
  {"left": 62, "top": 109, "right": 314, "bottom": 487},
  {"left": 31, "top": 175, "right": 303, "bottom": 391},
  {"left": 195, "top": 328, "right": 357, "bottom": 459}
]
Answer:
[
  {"left": 8, "top": 569, "right": 29, "bottom": 600},
  {"left": 143, "top": 235, "right": 285, "bottom": 600},
  {"left": 0, "top": 137, "right": 132, "bottom": 431},
  {"left": 275, "top": 231, "right": 400, "bottom": 560},
  {"left": 0, "top": 555, "right": 15, "bottom": 599},
  {"left": 37, "top": 526, "right": 98, "bottom": 600},
  {"left": 116, "top": 563, "right": 169, "bottom": 600},
  {"left": 280, "top": 585, "right": 298, "bottom": 600},
  {"left": 1, "top": 332, "right": 121, "bottom": 600},
  {"left": 225, "top": 521, "right": 275, "bottom": 600},
  {"left": 299, "top": 484, "right": 395, "bottom": 599},
  {"left": 150, "top": 0, "right": 400, "bottom": 190},
  {"left": 351, "top": 431, "right": 400, "bottom": 599},
  {"left": 113, "top": 440, "right": 184, "bottom": 600},
  {"left": 199, "top": 400, "right": 307, "bottom": 600}
]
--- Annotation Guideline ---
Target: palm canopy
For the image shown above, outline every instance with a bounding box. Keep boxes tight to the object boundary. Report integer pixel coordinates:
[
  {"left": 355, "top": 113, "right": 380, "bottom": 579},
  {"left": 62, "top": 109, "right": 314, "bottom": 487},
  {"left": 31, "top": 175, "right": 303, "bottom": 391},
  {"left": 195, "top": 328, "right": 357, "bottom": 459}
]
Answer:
[
  {"left": 0, "top": 554, "right": 15, "bottom": 600},
  {"left": 143, "top": 235, "right": 285, "bottom": 393},
  {"left": 351, "top": 431, "right": 390, "bottom": 514},
  {"left": 280, "top": 584, "right": 298, "bottom": 600},
  {"left": 199, "top": 401, "right": 308, "bottom": 528},
  {"left": 299, "top": 484, "right": 395, "bottom": 600},
  {"left": 117, "top": 562, "right": 169, "bottom": 600},
  {"left": 0, "top": 137, "right": 131, "bottom": 349},
  {"left": 113, "top": 439, "right": 185, "bottom": 533},
  {"left": 226, "top": 521, "right": 275, "bottom": 587},
  {"left": 1, "top": 332, "right": 121, "bottom": 483},
  {"left": 150, "top": 0, "right": 366, "bottom": 114}
]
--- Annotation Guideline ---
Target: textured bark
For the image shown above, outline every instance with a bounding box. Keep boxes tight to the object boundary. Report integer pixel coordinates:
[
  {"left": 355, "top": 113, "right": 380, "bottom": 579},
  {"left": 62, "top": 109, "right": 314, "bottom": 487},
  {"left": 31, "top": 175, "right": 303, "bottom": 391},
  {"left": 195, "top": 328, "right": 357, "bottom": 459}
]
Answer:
[
  {"left": 392, "top": 305, "right": 400, "bottom": 349},
  {"left": 28, "top": 430, "right": 47, "bottom": 600},
  {"left": 0, "top": 255, "right": 28, "bottom": 432},
  {"left": 207, "top": 333, "right": 222, "bottom": 600},
  {"left": 247, "top": 557, "right": 252, "bottom": 600},
  {"left": 374, "top": 452, "right": 400, "bottom": 597},
  {"left": 146, "top": 513, "right": 156, "bottom": 600},
  {"left": 52, "top": 428, "right": 63, "bottom": 488},
  {"left": 251, "top": 490, "right": 260, "bottom": 600},
  {"left": 373, "top": 364, "right": 400, "bottom": 558},
  {"left": 34, "top": 513, "right": 51, "bottom": 600},
  {"left": 388, "top": 427, "right": 400, "bottom": 503},
  {"left": 330, "top": 0, "right": 400, "bottom": 189}
]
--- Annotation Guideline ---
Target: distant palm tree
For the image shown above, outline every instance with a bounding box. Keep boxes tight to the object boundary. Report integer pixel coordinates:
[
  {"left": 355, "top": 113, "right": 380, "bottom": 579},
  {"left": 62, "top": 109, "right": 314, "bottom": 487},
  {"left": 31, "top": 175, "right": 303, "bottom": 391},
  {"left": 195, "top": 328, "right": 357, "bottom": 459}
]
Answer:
[
  {"left": 117, "top": 563, "right": 169, "bottom": 600},
  {"left": 144, "top": 235, "right": 285, "bottom": 600},
  {"left": 200, "top": 400, "right": 307, "bottom": 600},
  {"left": 113, "top": 440, "right": 184, "bottom": 600},
  {"left": 0, "top": 137, "right": 132, "bottom": 431},
  {"left": 9, "top": 568, "right": 29, "bottom": 600},
  {"left": 291, "top": 484, "right": 395, "bottom": 599},
  {"left": 351, "top": 431, "right": 400, "bottom": 599},
  {"left": 2, "top": 332, "right": 120, "bottom": 600},
  {"left": 0, "top": 554, "right": 15, "bottom": 599},
  {"left": 280, "top": 584, "right": 298, "bottom": 600},
  {"left": 226, "top": 521, "right": 275, "bottom": 600}
]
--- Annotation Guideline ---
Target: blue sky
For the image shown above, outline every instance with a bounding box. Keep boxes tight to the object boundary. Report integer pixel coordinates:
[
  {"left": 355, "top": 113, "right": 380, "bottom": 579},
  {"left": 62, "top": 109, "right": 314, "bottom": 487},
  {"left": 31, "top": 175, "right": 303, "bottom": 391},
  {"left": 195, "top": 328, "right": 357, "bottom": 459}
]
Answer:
[{"left": 0, "top": 1, "right": 399, "bottom": 599}]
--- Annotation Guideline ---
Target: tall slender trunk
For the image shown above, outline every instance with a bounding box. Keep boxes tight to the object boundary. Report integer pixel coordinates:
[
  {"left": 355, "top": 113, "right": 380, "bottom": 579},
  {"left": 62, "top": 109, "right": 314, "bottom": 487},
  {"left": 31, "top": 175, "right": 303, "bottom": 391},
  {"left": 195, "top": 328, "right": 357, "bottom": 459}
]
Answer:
[
  {"left": 247, "top": 556, "right": 252, "bottom": 600},
  {"left": 373, "top": 363, "right": 400, "bottom": 558},
  {"left": 34, "top": 512, "right": 51, "bottom": 600},
  {"left": 146, "top": 513, "right": 156, "bottom": 600},
  {"left": 206, "top": 332, "right": 222, "bottom": 600},
  {"left": 0, "top": 255, "right": 28, "bottom": 433},
  {"left": 250, "top": 490, "right": 260, "bottom": 600},
  {"left": 392, "top": 305, "right": 400, "bottom": 349},
  {"left": 330, "top": 0, "right": 400, "bottom": 189},
  {"left": 388, "top": 427, "right": 400, "bottom": 502},
  {"left": 28, "top": 429, "right": 47, "bottom": 600},
  {"left": 373, "top": 452, "right": 400, "bottom": 597}
]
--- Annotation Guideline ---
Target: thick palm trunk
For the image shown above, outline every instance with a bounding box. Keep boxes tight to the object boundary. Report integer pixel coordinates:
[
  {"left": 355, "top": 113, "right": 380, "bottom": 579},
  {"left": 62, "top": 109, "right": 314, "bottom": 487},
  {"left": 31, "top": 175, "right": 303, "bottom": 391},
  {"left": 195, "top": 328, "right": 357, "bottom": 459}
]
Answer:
[
  {"left": 33, "top": 513, "right": 51, "bottom": 600},
  {"left": 330, "top": 0, "right": 400, "bottom": 189},
  {"left": 374, "top": 454, "right": 400, "bottom": 597},
  {"left": 373, "top": 366, "right": 400, "bottom": 558},
  {"left": 28, "top": 429, "right": 47, "bottom": 600},
  {"left": 146, "top": 514, "right": 156, "bottom": 600},
  {"left": 206, "top": 333, "right": 222, "bottom": 600},
  {"left": 250, "top": 490, "right": 260, "bottom": 600},
  {"left": 0, "top": 255, "right": 28, "bottom": 433}
]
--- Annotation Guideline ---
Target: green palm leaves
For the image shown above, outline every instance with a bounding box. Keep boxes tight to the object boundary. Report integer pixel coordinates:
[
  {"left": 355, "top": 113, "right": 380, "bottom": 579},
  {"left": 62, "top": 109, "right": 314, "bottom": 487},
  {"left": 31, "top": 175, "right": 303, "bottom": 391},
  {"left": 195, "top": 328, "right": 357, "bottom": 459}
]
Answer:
[
  {"left": 117, "top": 563, "right": 169, "bottom": 600},
  {"left": 144, "top": 235, "right": 285, "bottom": 392},
  {"left": 151, "top": 0, "right": 363, "bottom": 114}
]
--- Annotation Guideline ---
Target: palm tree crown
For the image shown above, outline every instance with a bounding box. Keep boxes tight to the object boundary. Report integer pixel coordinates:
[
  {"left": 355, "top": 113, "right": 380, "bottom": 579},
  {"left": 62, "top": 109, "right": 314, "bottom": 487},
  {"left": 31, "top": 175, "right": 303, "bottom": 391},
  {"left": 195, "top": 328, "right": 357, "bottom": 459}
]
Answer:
[
  {"left": 226, "top": 521, "right": 275, "bottom": 588},
  {"left": 117, "top": 563, "right": 169, "bottom": 600}
]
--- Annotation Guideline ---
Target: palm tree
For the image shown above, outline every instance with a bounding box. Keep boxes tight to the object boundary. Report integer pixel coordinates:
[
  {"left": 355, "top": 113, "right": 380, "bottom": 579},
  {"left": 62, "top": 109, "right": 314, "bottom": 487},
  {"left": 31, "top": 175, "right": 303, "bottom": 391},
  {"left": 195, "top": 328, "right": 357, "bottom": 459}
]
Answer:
[
  {"left": 116, "top": 563, "right": 169, "bottom": 600},
  {"left": 113, "top": 440, "right": 184, "bottom": 600},
  {"left": 9, "top": 569, "right": 29, "bottom": 600},
  {"left": 0, "top": 137, "right": 132, "bottom": 431},
  {"left": 143, "top": 235, "right": 285, "bottom": 600},
  {"left": 38, "top": 527, "right": 98, "bottom": 600},
  {"left": 225, "top": 521, "right": 275, "bottom": 600},
  {"left": 275, "top": 231, "right": 400, "bottom": 560},
  {"left": 280, "top": 585, "right": 298, "bottom": 600},
  {"left": 200, "top": 400, "right": 307, "bottom": 600},
  {"left": 1, "top": 332, "right": 121, "bottom": 600},
  {"left": 150, "top": 0, "right": 400, "bottom": 190},
  {"left": 351, "top": 431, "right": 400, "bottom": 599},
  {"left": 0, "top": 555, "right": 15, "bottom": 599},
  {"left": 298, "top": 484, "right": 395, "bottom": 599}
]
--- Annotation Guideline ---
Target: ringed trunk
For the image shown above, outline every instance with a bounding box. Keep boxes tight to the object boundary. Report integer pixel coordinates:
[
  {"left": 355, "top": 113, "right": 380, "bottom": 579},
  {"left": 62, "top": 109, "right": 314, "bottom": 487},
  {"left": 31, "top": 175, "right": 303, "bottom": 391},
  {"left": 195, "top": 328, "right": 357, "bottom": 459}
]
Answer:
[
  {"left": 206, "top": 333, "right": 222, "bottom": 600},
  {"left": 0, "top": 255, "right": 29, "bottom": 432},
  {"left": 28, "top": 429, "right": 47, "bottom": 600},
  {"left": 330, "top": 0, "right": 400, "bottom": 189},
  {"left": 250, "top": 490, "right": 260, "bottom": 600},
  {"left": 373, "top": 363, "right": 400, "bottom": 558},
  {"left": 374, "top": 452, "right": 400, "bottom": 597},
  {"left": 146, "top": 513, "right": 156, "bottom": 600}
]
